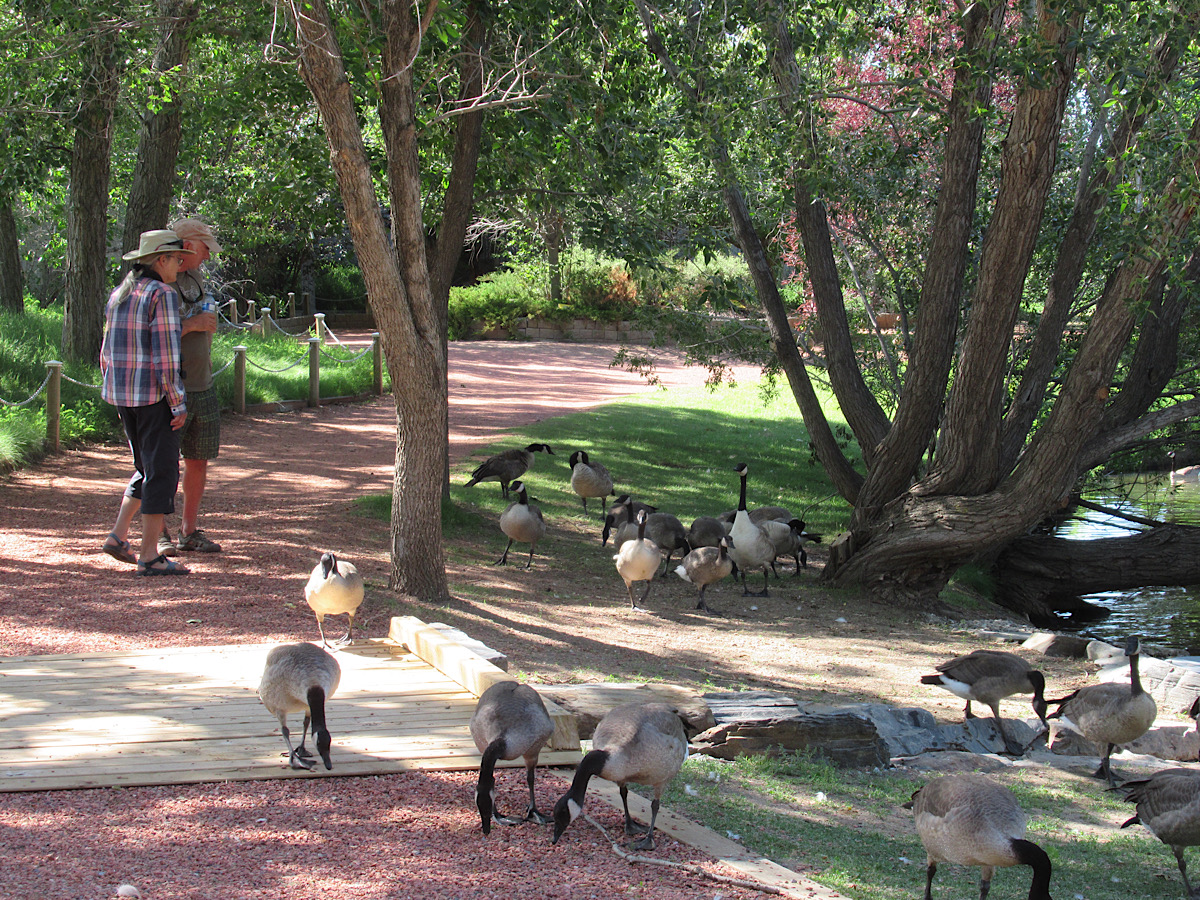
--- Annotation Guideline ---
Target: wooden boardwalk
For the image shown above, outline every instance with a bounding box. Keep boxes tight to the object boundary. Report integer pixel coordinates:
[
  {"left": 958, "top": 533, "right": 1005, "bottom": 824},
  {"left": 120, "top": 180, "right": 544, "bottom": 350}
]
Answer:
[{"left": 0, "top": 617, "right": 580, "bottom": 793}]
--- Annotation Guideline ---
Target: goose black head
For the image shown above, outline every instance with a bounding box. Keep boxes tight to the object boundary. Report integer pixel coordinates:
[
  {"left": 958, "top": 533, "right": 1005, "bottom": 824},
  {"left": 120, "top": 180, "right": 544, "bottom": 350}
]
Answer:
[{"left": 320, "top": 552, "right": 337, "bottom": 579}]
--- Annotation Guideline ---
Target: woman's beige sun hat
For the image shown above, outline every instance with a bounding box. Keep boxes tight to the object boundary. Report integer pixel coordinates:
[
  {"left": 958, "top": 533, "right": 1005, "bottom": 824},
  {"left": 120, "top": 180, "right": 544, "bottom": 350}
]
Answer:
[{"left": 122, "top": 229, "right": 196, "bottom": 263}]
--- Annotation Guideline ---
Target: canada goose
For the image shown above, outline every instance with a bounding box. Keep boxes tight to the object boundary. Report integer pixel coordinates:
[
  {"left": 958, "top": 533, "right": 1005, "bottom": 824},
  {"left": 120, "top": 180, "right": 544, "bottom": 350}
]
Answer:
[
  {"left": 304, "top": 552, "right": 364, "bottom": 647},
  {"left": 675, "top": 536, "right": 734, "bottom": 613},
  {"left": 568, "top": 450, "right": 614, "bottom": 513},
  {"left": 908, "top": 773, "right": 1052, "bottom": 900},
  {"left": 728, "top": 463, "right": 776, "bottom": 597},
  {"left": 600, "top": 494, "right": 658, "bottom": 545},
  {"left": 718, "top": 505, "right": 794, "bottom": 526},
  {"left": 1048, "top": 634, "right": 1158, "bottom": 786},
  {"left": 687, "top": 515, "right": 727, "bottom": 549},
  {"left": 257, "top": 642, "right": 341, "bottom": 771},
  {"left": 469, "top": 680, "right": 555, "bottom": 834},
  {"left": 920, "top": 650, "right": 1049, "bottom": 754},
  {"left": 1169, "top": 452, "right": 1200, "bottom": 484},
  {"left": 495, "top": 480, "right": 546, "bottom": 568},
  {"left": 465, "top": 443, "right": 554, "bottom": 498},
  {"left": 551, "top": 701, "right": 687, "bottom": 851},
  {"left": 1118, "top": 766, "right": 1200, "bottom": 899},
  {"left": 614, "top": 510, "right": 663, "bottom": 610},
  {"left": 775, "top": 518, "right": 824, "bottom": 572}
]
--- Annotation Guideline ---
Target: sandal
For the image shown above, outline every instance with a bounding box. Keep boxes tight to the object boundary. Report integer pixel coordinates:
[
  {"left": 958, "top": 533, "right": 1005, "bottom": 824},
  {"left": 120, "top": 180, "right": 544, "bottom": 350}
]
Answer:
[
  {"left": 136, "top": 554, "right": 190, "bottom": 576},
  {"left": 177, "top": 529, "right": 221, "bottom": 553},
  {"left": 103, "top": 533, "right": 137, "bottom": 565}
]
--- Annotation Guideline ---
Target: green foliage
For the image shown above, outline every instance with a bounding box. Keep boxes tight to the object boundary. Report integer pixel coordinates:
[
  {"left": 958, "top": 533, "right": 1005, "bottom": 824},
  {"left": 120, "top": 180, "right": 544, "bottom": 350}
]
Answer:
[
  {"left": 314, "top": 264, "right": 367, "bottom": 303},
  {"left": 447, "top": 268, "right": 547, "bottom": 339}
]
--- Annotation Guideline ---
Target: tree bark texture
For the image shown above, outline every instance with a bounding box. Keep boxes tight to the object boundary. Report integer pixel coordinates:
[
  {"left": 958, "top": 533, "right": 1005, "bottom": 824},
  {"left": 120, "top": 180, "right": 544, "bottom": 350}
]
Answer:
[
  {"left": 0, "top": 196, "right": 22, "bottom": 311},
  {"left": 290, "top": 0, "right": 449, "bottom": 602},
  {"left": 122, "top": 0, "right": 198, "bottom": 253},
  {"left": 995, "top": 526, "right": 1200, "bottom": 624},
  {"left": 61, "top": 32, "right": 119, "bottom": 363}
]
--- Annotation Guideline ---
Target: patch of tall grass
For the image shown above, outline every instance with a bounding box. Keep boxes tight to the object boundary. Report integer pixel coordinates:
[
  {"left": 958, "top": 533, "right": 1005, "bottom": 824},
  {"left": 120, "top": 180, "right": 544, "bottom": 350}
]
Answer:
[{"left": 0, "top": 300, "right": 384, "bottom": 470}]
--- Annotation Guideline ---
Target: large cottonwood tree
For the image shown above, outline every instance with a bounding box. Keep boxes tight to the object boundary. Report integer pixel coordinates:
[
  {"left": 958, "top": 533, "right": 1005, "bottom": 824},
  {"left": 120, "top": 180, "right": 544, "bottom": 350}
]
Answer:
[{"left": 636, "top": 0, "right": 1200, "bottom": 619}]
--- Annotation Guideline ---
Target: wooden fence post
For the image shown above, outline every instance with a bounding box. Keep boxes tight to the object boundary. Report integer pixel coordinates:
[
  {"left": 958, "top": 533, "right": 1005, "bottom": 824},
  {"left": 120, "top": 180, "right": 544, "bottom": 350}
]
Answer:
[
  {"left": 308, "top": 337, "right": 320, "bottom": 408},
  {"left": 372, "top": 332, "right": 383, "bottom": 395},
  {"left": 287, "top": 292, "right": 296, "bottom": 318},
  {"left": 234, "top": 346, "right": 247, "bottom": 414},
  {"left": 315, "top": 312, "right": 326, "bottom": 345},
  {"left": 45, "top": 361, "right": 62, "bottom": 452},
  {"left": 247, "top": 300, "right": 257, "bottom": 325}
]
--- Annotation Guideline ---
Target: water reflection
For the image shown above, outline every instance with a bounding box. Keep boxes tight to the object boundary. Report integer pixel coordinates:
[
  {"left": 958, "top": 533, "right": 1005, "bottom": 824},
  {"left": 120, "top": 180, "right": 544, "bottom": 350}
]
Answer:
[{"left": 1054, "top": 475, "right": 1200, "bottom": 653}]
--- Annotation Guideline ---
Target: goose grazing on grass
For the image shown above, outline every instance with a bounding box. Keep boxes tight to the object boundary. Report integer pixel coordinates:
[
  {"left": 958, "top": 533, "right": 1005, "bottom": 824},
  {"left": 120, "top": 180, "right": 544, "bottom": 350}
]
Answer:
[
  {"left": 1118, "top": 767, "right": 1200, "bottom": 899},
  {"left": 465, "top": 443, "right": 553, "bottom": 498},
  {"left": 728, "top": 463, "right": 776, "bottom": 597},
  {"left": 920, "top": 650, "right": 1049, "bottom": 754},
  {"left": 257, "top": 642, "right": 341, "bottom": 771},
  {"left": 568, "top": 450, "right": 614, "bottom": 513},
  {"left": 614, "top": 510, "right": 663, "bottom": 610},
  {"left": 551, "top": 702, "right": 688, "bottom": 851},
  {"left": 675, "top": 536, "right": 734, "bottom": 613},
  {"left": 908, "top": 773, "right": 1053, "bottom": 900},
  {"left": 469, "top": 680, "right": 555, "bottom": 834},
  {"left": 304, "top": 552, "right": 364, "bottom": 647},
  {"left": 1048, "top": 634, "right": 1157, "bottom": 786},
  {"left": 496, "top": 480, "right": 546, "bottom": 569},
  {"left": 601, "top": 494, "right": 657, "bottom": 545}
]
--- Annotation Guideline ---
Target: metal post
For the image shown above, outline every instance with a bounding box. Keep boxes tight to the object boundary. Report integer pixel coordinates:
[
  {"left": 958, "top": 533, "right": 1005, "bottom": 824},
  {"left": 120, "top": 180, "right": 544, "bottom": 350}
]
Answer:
[
  {"left": 308, "top": 337, "right": 320, "bottom": 407},
  {"left": 234, "top": 346, "right": 247, "bottom": 414},
  {"left": 372, "top": 332, "right": 383, "bottom": 395},
  {"left": 315, "top": 312, "right": 327, "bottom": 345},
  {"left": 45, "top": 361, "right": 62, "bottom": 452}
]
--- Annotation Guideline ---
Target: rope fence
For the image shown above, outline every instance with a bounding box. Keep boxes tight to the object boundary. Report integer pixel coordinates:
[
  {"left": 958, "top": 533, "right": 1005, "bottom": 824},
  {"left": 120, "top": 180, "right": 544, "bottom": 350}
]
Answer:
[{"left": 1, "top": 305, "right": 383, "bottom": 453}]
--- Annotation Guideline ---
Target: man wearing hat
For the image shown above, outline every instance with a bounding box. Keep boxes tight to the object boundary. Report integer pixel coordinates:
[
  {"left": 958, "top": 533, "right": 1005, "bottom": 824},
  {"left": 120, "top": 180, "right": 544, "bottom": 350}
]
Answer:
[
  {"left": 101, "top": 229, "right": 193, "bottom": 574},
  {"left": 159, "top": 217, "right": 225, "bottom": 556}
]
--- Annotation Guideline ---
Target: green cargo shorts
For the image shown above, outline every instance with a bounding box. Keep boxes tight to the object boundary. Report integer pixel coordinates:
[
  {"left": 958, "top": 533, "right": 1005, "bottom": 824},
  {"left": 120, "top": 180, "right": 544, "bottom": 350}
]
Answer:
[{"left": 180, "top": 386, "right": 220, "bottom": 461}]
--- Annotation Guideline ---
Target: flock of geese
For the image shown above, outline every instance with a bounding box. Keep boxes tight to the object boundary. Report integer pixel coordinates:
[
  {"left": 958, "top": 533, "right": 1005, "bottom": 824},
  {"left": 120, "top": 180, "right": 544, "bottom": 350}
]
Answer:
[
  {"left": 249, "top": 448, "right": 1200, "bottom": 897},
  {"left": 468, "top": 444, "right": 823, "bottom": 612}
]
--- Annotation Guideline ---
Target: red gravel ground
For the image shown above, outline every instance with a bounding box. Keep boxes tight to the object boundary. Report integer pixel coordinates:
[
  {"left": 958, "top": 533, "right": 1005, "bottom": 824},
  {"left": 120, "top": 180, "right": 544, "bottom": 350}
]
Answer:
[{"left": 0, "top": 340, "right": 778, "bottom": 900}]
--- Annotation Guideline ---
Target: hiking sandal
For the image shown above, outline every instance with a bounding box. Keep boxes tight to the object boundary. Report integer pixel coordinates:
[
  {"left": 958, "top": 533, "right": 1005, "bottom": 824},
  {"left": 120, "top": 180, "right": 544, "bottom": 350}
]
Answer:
[
  {"left": 177, "top": 529, "right": 221, "bottom": 552},
  {"left": 136, "top": 554, "right": 190, "bottom": 576},
  {"left": 102, "top": 533, "right": 137, "bottom": 565}
]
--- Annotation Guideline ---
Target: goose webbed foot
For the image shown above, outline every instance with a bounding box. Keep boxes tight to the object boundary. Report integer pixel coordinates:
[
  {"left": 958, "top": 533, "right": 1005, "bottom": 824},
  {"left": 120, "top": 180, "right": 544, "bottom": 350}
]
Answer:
[
  {"left": 623, "top": 819, "right": 651, "bottom": 836},
  {"left": 628, "top": 832, "right": 656, "bottom": 851},
  {"left": 492, "top": 810, "right": 524, "bottom": 827},
  {"left": 525, "top": 805, "right": 552, "bottom": 825},
  {"left": 288, "top": 751, "right": 316, "bottom": 771}
]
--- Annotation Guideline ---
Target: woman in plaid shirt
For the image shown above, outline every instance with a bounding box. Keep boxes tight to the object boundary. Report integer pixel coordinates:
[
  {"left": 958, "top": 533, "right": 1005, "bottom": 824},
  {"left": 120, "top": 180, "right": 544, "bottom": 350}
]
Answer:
[{"left": 100, "top": 229, "right": 194, "bottom": 576}]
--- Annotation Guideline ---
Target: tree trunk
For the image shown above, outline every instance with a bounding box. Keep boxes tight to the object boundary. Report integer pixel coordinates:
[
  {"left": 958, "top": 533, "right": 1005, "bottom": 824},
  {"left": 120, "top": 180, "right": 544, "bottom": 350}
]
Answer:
[
  {"left": 0, "top": 195, "right": 22, "bottom": 311},
  {"left": 995, "top": 526, "right": 1200, "bottom": 625},
  {"left": 61, "top": 32, "right": 119, "bottom": 363},
  {"left": 122, "top": 0, "right": 198, "bottom": 253},
  {"left": 289, "top": 0, "right": 449, "bottom": 602}
]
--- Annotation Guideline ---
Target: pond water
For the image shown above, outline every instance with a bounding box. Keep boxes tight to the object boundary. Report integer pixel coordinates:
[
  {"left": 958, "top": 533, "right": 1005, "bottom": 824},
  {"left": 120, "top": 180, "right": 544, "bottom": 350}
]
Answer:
[{"left": 1053, "top": 473, "right": 1200, "bottom": 652}]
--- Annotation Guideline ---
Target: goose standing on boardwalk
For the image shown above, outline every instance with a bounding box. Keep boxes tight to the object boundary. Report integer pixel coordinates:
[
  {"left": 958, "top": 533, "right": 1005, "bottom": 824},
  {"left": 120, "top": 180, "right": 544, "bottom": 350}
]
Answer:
[
  {"left": 304, "top": 552, "right": 364, "bottom": 647},
  {"left": 551, "top": 702, "right": 687, "bottom": 851},
  {"left": 1048, "top": 634, "right": 1157, "bottom": 786},
  {"left": 614, "top": 510, "right": 663, "bottom": 610},
  {"left": 257, "top": 642, "right": 341, "bottom": 771},
  {"left": 908, "top": 773, "right": 1053, "bottom": 900},
  {"left": 920, "top": 650, "right": 1049, "bottom": 754},
  {"left": 495, "top": 480, "right": 546, "bottom": 568},
  {"left": 469, "top": 681, "right": 555, "bottom": 834},
  {"left": 1119, "top": 767, "right": 1200, "bottom": 899},
  {"left": 675, "top": 536, "right": 734, "bottom": 613},
  {"left": 568, "top": 450, "right": 614, "bottom": 513},
  {"left": 465, "top": 443, "right": 554, "bottom": 499},
  {"left": 728, "top": 463, "right": 776, "bottom": 597}
]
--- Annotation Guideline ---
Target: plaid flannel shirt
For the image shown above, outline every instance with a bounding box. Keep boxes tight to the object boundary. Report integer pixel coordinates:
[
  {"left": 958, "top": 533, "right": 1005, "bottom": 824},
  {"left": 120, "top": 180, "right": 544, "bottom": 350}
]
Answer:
[{"left": 99, "top": 275, "right": 186, "bottom": 415}]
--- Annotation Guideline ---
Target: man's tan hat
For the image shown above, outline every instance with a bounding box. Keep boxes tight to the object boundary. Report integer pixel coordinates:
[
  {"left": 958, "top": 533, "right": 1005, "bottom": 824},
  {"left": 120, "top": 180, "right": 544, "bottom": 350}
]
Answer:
[
  {"left": 169, "top": 218, "right": 223, "bottom": 253},
  {"left": 122, "top": 229, "right": 195, "bottom": 262}
]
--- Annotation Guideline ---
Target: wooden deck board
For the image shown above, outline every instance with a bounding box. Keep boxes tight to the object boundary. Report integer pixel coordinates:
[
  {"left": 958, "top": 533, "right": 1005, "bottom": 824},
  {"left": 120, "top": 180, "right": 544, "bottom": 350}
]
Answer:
[{"left": 0, "top": 629, "right": 581, "bottom": 793}]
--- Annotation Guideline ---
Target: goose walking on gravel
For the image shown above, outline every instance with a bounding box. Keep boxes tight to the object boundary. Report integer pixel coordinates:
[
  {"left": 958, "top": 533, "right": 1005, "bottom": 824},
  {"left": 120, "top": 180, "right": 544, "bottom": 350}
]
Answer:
[
  {"left": 1048, "top": 634, "right": 1157, "bottom": 786},
  {"left": 675, "top": 536, "right": 734, "bottom": 614},
  {"left": 614, "top": 510, "right": 663, "bottom": 610},
  {"left": 257, "top": 642, "right": 341, "bottom": 771},
  {"left": 304, "top": 552, "right": 364, "bottom": 647},
  {"left": 728, "top": 463, "right": 776, "bottom": 597},
  {"left": 908, "top": 773, "right": 1053, "bottom": 900},
  {"left": 495, "top": 481, "right": 546, "bottom": 569},
  {"left": 465, "top": 443, "right": 554, "bottom": 499},
  {"left": 469, "top": 681, "right": 555, "bottom": 834},
  {"left": 920, "top": 650, "right": 1049, "bottom": 755},
  {"left": 568, "top": 450, "right": 614, "bottom": 513},
  {"left": 1118, "top": 767, "right": 1200, "bottom": 899},
  {"left": 551, "top": 702, "right": 688, "bottom": 851}
]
